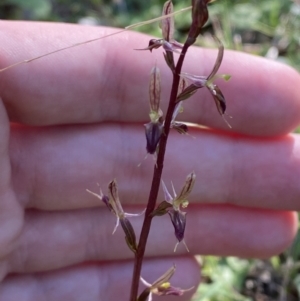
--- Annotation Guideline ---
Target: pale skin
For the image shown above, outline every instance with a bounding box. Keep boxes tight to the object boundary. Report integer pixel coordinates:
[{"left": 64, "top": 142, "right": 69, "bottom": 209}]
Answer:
[{"left": 0, "top": 20, "right": 299, "bottom": 300}]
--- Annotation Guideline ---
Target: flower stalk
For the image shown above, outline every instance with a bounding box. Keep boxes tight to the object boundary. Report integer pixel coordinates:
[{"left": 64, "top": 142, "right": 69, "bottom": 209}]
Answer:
[
  {"left": 129, "top": 40, "right": 191, "bottom": 301},
  {"left": 129, "top": 1, "right": 214, "bottom": 299},
  {"left": 85, "top": 0, "right": 229, "bottom": 299}
]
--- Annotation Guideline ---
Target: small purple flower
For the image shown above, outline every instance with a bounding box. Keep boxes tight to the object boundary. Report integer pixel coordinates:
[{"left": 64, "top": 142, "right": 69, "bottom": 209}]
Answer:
[
  {"left": 135, "top": 1, "right": 183, "bottom": 55},
  {"left": 87, "top": 180, "right": 145, "bottom": 253},
  {"left": 161, "top": 172, "right": 196, "bottom": 252},
  {"left": 178, "top": 37, "right": 231, "bottom": 127},
  {"left": 138, "top": 265, "right": 193, "bottom": 301},
  {"left": 138, "top": 39, "right": 183, "bottom": 54}
]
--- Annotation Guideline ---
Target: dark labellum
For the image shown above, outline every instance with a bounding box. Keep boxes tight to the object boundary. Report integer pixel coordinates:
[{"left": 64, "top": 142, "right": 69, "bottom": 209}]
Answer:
[
  {"left": 168, "top": 210, "right": 186, "bottom": 242},
  {"left": 144, "top": 121, "right": 164, "bottom": 154},
  {"left": 212, "top": 85, "right": 226, "bottom": 115},
  {"left": 148, "top": 39, "right": 163, "bottom": 52}
]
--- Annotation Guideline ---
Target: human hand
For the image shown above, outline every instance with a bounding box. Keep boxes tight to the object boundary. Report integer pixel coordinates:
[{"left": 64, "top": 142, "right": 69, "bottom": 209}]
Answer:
[{"left": 0, "top": 21, "right": 299, "bottom": 300}]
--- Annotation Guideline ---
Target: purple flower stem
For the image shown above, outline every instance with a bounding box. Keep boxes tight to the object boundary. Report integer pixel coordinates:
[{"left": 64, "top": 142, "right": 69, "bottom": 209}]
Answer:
[{"left": 129, "top": 42, "right": 190, "bottom": 301}]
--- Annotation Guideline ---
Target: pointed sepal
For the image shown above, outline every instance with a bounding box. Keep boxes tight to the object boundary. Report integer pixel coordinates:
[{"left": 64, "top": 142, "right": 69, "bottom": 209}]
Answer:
[
  {"left": 163, "top": 51, "right": 175, "bottom": 72},
  {"left": 139, "top": 265, "right": 194, "bottom": 300},
  {"left": 160, "top": 0, "right": 174, "bottom": 42},
  {"left": 151, "top": 200, "right": 173, "bottom": 217},
  {"left": 149, "top": 66, "right": 162, "bottom": 122},
  {"left": 120, "top": 217, "right": 137, "bottom": 253},
  {"left": 173, "top": 172, "right": 196, "bottom": 209}
]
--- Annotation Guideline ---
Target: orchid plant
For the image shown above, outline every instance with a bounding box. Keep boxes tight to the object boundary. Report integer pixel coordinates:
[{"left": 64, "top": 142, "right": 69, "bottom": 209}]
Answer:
[
  {"left": 0, "top": 1, "right": 230, "bottom": 300},
  {"left": 87, "top": 0, "right": 230, "bottom": 300}
]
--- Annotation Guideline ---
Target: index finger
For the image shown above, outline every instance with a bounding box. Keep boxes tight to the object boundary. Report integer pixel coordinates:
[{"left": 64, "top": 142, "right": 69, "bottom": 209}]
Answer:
[{"left": 0, "top": 20, "right": 299, "bottom": 136}]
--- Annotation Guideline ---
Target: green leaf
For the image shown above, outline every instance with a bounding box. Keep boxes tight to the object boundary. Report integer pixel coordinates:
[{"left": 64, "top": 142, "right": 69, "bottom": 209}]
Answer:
[{"left": 5, "top": 0, "right": 51, "bottom": 18}]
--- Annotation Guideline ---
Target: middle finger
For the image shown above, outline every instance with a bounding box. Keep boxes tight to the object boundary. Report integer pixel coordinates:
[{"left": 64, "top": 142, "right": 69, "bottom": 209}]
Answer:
[{"left": 10, "top": 124, "right": 300, "bottom": 211}]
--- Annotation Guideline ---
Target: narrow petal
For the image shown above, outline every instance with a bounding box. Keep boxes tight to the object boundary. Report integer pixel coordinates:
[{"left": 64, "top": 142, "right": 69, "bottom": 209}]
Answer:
[
  {"left": 161, "top": 180, "right": 174, "bottom": 202},
  {"left": 207, "top": 36, "right": 224, "bottom": 80},
  {"left": 140, "top": 277, "right": 151, "bottom": 288},
  {"left": 171, "top": 182, "right": 176, "bottom": 198},
  {"left": 86, "top": 189, "right": 102, "bottom": 200},
  {"left": 86, "top": 189, "right": 114, "bottom": 213},
  {"left": 112, "top": 217, "right": 120, "bottom": 235},
  {"left": 162, "top": 41, "right": 182, "bottom": 54},
  {"left": 170, "top": 40, "right": 184, "bottom": 50},
  {"left": 174, "top": 239, "right": 189, "bottom": 252},
  {"left": 125, "top": 208, "right": 146, "bottom": 218},
  {"left": 172, "top": 101, "right": 183, "bottom": 123},
  {"left": 180, "top": 72, "right": 207, "bottom": 83},
  {"left": 108, "top": 179, "right": 124, "bottom": 217}
]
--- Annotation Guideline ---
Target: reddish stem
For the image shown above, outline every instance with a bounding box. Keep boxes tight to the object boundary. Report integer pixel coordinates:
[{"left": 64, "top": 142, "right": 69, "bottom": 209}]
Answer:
[{"left": 129, "top": 42, "right": 190, "bottom": 301}]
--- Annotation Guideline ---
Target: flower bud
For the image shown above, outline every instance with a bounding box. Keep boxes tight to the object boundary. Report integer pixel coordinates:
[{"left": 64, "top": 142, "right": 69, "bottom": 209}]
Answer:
[
  {"left": 161, "top": 0, "right": 174, "bottom": 42},
  {"left": 187, "top": 0, "right": 209, "bottom": 46}
]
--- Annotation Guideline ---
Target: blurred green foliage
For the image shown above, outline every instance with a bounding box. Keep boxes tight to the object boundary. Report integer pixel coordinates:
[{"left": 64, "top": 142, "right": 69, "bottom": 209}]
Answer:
[
  {"left": 194, "top": 256, "right": 251, "bottom": 301},
  {"left": 193, "top": 219, "right": 300, "bottom": 301},
  {"left": 1, "top": 0, "right": 299, "bottom": 70}
]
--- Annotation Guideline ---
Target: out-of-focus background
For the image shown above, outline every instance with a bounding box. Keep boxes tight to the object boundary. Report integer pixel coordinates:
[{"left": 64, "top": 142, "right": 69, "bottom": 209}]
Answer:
[
  {"left": 1, "top": 0, "right": 300, "bottom": 300},
  {"left": 1, "top": 0, "right": 299, "bottom": 70}
]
